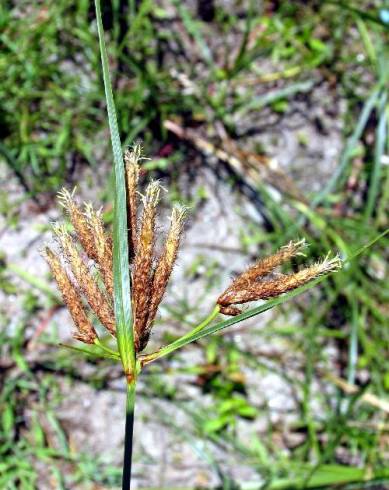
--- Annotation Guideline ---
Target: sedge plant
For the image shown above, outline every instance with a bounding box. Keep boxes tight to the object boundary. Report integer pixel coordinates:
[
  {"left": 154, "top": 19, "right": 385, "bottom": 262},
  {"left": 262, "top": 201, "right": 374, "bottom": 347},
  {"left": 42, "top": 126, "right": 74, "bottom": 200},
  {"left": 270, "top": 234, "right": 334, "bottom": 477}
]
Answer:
[{"left": 43, "top": 1, "right": 342, "bottom": 488}]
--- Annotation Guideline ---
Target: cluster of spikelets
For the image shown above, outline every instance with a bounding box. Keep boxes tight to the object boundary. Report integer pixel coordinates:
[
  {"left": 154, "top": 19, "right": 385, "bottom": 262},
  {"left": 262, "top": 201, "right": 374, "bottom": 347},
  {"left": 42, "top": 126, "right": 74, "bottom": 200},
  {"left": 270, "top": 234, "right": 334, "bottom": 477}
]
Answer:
[
  {"left": 44, "top": 146, "right": 186, "bottom": 353},
  {"left": 44, "top": 145, "right": 341, "bottom": 355},
  {"left": 217, "top": 239, "right": 341, "bottom": 316}
]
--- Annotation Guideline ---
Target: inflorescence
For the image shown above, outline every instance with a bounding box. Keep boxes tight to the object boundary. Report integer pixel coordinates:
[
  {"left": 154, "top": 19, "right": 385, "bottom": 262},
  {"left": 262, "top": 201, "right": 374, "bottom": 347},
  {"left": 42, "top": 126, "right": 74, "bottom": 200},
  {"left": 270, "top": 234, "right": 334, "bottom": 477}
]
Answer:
[
  {"left": 44, "top": 146, "right": 341, "bottom": 354},
  {"left": 44, "top": 146, "right": 185, "bottom": 352},
  {"left": 217, "top": 239, "right": 341, "bottom": 315}
]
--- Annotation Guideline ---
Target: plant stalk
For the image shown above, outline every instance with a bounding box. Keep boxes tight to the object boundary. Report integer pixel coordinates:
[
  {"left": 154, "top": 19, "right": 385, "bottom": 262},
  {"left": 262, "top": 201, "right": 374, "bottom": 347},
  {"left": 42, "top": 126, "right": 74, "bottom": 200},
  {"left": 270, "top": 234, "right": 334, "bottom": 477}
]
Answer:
[
  {"left": 122, "top": 382, "right": 136, "bottom": 490},
  {"left": 95, "top": 0, "right": 136, "bottom": 379}
]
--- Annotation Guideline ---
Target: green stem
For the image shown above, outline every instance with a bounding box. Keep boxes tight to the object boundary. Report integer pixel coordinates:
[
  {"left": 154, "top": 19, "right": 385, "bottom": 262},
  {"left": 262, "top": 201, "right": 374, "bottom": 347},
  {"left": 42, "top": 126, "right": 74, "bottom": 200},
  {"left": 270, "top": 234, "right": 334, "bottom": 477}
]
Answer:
[
  {"left": 94, "top": 338, "right": 120, "bottom": 358},
  {"left": 179, "top": 305, "right": 220, "bottom": 340},
  {"left": 140, "top": 305, "right": 220, "bottom": 365},
  {"left": 122, "top": 382, "right": 136, "bottom": 490}
]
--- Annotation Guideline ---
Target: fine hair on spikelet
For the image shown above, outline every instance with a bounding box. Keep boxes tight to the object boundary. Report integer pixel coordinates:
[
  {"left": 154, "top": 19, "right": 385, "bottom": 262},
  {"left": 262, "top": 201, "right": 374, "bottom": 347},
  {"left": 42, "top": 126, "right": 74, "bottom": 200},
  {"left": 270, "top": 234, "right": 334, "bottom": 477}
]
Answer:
[
  {"left": 44, "top": 145, "right": 186, "bottom": 352},
  {"left": 217, "top": 242, "right": 341, "bottom": 312}
]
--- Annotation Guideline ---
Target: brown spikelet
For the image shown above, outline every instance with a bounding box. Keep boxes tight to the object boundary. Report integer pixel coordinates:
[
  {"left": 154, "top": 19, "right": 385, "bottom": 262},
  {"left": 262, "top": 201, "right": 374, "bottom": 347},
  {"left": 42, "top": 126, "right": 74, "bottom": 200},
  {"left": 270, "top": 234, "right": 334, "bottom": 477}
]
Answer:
[
  {"left": 84, "top": 203, "right": 113, "bottom": 297},
  {"left": 125, "top": 145, "right": 141, "bottom": 257},
  {"left": 218, "top": 254, "right": 342, "bottom": 307},
  {"left": 58, "top": 189, "right": 99, "bottom": 262},
  {"left": 146, "top": 206, "right": 186, "bottom": 333},
  {"left": 44, "top": 247, "right": 97, "bottom": 344},
  {"left": 132, "top": 181, "right": 161, "bottom": 350},
  {"left": 53, "top": 225, "right": 116, "bottom": 335},
  {"left": 228, "top": 239, "right": 306, "bottom": 293}
]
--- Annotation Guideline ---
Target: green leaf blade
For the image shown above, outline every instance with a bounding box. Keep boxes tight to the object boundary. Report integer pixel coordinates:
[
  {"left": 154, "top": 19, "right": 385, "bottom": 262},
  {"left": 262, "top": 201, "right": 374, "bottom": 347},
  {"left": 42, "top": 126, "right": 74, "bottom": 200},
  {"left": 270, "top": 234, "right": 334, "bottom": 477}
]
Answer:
[{"left": 95, "top": 0, "right": 135, "bottom": 376}]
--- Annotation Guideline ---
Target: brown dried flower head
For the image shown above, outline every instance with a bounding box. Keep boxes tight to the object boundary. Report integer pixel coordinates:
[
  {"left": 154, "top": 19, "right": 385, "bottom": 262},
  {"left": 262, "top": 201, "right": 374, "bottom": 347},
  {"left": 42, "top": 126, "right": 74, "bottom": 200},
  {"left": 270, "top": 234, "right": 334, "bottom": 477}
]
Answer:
[
  {"left": 44, "top": 247, "right": 97, "bottom": 344},
  {"left": 45, "top": 145, "right": 340, "bottom": 355},
  {"left": 217, "top": 240, "right": 341, "bottom": 315},
  {"left": 44, "top": 145, "right": 186, "bottom": 353}
]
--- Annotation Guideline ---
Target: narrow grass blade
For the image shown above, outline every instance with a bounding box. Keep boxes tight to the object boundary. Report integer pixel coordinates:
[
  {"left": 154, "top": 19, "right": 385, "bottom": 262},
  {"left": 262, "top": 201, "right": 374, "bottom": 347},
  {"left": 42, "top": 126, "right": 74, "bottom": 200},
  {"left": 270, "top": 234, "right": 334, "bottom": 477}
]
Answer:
[
  {"left": 313, "top": 86, "right": 380, "bottom": 205},
  {"left": 235, "top": 80, "right": 315, "bottom": 118},
  {"left": 340, "top": 295, "right": 359, "bottom": 414},
  {"left": 347, "top": 296, "right": 359, "bottom": 387},
  {"left": 325, "top": 0, "right": 389, "bottom": 29},
  {"left": 356, "top": 17, "right": 377, "bottom": 65},
  {"left": 346, "top": 228, "right": 389, "bottom": 261},
  {"left": 228, "top": 0, "right": 255, "bottom": 77},
  {"left": 0, "top": 143, "right": 32, "bottom": 196},
  {"left": 94, "top": 0, "right": 135, "bottom": 377},
  {"left": 265, "top": 464, "right": 386, "bottom": 489},
  {"left": 364, "top": 91, "right": 387, "bottom": 222},
  {"left": 7, "top": 263, "right": 61, "bottom": 302},
  {"left": 173, "top": 0, "right": 213, "bottom": 65}
]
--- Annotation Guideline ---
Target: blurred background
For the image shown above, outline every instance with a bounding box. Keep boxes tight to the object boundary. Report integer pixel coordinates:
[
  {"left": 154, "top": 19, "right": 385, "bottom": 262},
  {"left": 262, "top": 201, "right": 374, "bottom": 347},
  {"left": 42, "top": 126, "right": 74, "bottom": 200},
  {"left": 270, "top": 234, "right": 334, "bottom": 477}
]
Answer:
[{"left": 0, "top": 1, "right": 388, "bottom": 489}]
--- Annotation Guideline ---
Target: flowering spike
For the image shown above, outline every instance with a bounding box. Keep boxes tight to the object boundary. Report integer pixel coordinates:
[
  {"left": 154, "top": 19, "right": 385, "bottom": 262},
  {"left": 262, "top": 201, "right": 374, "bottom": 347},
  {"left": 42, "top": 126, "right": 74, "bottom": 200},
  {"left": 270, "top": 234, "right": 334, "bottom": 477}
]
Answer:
[
  {"left": 132, "top": 181, "right": 161, "bottom": 350},
  {"left": 226, "top": 239, "right": 307, "bottom": 296},
  {"left": 53, "top": 224, "right": 116, "bottom": 335},
  {"left": 84, "top": 202, "right": 113, "bottom": 297},
  {"left": 218, "top": 246, "right": 341, "bottom": 312},
  {"left": 46, "top": 149, "right": 190, "bottom": 353},
  {"left": 145, "top": 206, "right": 186, "bottom": 336},
  {"left": 44, "top": 247, "right": 97, "bottom": 344},
  {"left": 58, "top": 188, "right": 99, "bottom": 263},
  {"left": 125, "top": 145, "right": 141, "bottom": 257}
]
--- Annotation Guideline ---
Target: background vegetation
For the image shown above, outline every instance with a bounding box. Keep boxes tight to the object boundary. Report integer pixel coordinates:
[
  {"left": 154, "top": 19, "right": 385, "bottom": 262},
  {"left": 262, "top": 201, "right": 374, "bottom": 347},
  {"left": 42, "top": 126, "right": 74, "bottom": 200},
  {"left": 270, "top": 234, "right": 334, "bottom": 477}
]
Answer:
[{"left": 0, "top": 1, "right": 388, "bottom": 489}]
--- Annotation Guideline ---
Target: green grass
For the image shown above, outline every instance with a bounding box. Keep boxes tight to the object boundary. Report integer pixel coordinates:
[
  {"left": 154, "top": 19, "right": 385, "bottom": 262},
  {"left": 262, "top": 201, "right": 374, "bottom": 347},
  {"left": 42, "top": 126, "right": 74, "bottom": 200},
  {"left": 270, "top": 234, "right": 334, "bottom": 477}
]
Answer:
[
  {"left": 1, "top": 1, "right": 386, "bottom": 197},
  {"left": 1, "top": 0, "right": 388, "bottom": 488}
]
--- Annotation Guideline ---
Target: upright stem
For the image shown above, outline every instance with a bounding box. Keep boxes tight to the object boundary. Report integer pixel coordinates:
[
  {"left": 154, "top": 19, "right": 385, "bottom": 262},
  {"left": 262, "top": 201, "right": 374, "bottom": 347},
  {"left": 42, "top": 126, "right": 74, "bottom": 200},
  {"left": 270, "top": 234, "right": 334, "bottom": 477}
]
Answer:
[{"left": 122, "top": 382, "right": 136, "bottom": 490}]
